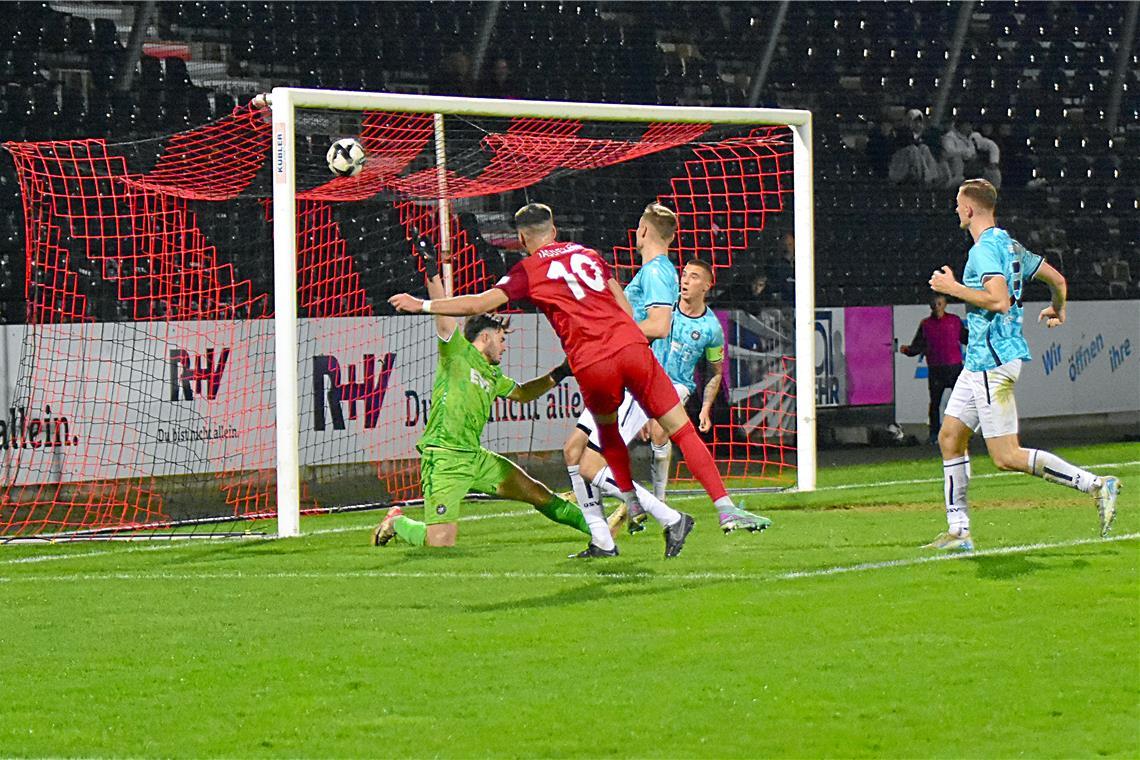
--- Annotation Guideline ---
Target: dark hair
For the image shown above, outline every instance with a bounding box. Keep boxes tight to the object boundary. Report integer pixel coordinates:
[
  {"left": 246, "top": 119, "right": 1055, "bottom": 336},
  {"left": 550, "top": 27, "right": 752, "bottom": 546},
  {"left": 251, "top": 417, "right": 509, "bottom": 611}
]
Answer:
[
  {"left": 514, "top": 203, "right": 553, "bottom": 229},
  {"left": 684, "top": 257, "right": 715, "bottom": 282},
  {"left": 464, "top": 313, "right": 511, "bottom": 343}
]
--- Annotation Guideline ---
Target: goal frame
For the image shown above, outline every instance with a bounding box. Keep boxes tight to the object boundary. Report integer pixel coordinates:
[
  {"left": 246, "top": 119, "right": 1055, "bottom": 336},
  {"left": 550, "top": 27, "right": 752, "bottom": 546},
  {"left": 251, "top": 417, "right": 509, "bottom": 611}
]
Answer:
[{"left": 267, "top": 87, "right": 817, "bottom": 538}]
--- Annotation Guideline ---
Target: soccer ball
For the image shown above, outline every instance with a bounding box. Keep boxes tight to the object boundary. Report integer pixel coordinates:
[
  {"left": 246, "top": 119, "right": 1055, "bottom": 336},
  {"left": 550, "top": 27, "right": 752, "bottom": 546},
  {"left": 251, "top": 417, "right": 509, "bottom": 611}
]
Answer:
[{"left": 326, "top": 138, "right": 366, "bottom": 177}]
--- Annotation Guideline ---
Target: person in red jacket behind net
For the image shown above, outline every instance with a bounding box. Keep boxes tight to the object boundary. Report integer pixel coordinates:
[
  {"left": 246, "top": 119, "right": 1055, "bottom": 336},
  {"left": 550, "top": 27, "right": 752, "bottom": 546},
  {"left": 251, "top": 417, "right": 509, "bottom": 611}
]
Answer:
[
  {"left": 899, "top": 294, "right": 968, "bottom": 444},
  {"left": 390, "top": 203, "right": 759, "bottom": 559}
]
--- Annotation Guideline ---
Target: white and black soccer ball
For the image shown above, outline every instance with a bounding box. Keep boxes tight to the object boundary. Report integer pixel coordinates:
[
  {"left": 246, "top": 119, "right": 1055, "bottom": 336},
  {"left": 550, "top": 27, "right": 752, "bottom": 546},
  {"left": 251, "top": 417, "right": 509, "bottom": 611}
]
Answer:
[{"left": 326, "top": 138, "right": 366, "bottom": 177}]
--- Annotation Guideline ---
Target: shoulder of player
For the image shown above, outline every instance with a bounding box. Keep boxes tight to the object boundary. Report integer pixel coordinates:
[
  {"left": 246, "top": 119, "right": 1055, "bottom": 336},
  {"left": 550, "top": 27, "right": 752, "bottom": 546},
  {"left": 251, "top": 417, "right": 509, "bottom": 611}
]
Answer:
[{"left": 967, "top": 234, "right": 1004, "bottom": 261}]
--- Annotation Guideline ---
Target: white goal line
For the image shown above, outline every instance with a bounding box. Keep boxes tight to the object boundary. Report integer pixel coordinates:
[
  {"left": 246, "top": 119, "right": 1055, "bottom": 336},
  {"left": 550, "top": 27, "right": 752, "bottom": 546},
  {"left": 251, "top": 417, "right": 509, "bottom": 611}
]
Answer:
[
  {"left": 2, "top": 458, "right": 1132, "bottom": 568},
  {"left": 2, "top": 532, "right": 1135, "bottom": 585}
]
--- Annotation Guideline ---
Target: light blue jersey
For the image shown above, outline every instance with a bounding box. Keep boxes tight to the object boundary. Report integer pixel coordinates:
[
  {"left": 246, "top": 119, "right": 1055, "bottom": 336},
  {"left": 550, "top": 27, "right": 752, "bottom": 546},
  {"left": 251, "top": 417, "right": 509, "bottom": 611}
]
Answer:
[
  {"left": 625, "top": 254, "right": 679, "bottom": 364},
  {"left": 961, "top": 227, "right": 1044, "bottom": 372},
  {"left": 662, "top": 305, "right": 725, "bottom": 394}
]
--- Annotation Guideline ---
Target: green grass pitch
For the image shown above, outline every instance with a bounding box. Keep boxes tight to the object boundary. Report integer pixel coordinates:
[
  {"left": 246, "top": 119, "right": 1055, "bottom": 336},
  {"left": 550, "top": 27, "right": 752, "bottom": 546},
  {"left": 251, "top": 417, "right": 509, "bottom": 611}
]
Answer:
[{"left": 1, "top": 442, "right": 1136, "bottom": 758}]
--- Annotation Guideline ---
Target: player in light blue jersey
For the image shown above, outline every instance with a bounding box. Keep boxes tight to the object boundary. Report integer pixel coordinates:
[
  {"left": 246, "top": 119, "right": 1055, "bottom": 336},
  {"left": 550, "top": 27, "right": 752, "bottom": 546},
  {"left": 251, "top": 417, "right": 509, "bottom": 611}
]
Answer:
[
  {"left": 645, "top": 258, "right": 772, "bottom": 533},
  {"left": 925, "top": 178, "right": 1120, "bottom": 551}
]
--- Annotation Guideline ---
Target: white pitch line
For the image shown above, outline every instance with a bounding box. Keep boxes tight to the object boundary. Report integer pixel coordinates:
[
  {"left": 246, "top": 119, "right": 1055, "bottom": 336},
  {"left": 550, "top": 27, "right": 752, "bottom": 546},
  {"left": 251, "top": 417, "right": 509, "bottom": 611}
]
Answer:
[
  {"left": 811, "top": 459, "right": 1139, "bottom": 493},
  {"left": 776, "top": 531, "right": 1140, "bottom": 580},
  {"left": 0, "top": 542, "right": 183, "bottom": 566},
  {"left": 2, "top": 458, "right": 1134, "bottom": 566},
  {"left": 2, "top": 532, "right": 1135, "bottom": 585}
]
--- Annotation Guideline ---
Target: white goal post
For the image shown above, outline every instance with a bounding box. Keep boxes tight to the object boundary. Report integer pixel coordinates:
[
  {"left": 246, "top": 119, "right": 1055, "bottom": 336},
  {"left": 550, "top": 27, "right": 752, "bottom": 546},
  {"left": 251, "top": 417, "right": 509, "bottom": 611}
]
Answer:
[{"left": 267, "top": 88, "right": 817, "bottom": 538}]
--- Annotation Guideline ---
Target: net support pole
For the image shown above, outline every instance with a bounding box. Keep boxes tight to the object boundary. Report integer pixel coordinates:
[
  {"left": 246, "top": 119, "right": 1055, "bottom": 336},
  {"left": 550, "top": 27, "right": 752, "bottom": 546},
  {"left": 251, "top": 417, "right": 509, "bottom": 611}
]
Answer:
[
  {"left": 270, "top": 88, "right": 302, "bottom": 537},
  {"left": 791, "top": 119, "right": 817, "bottom": 492},
  {"left": 434, "top": 113, "right": 454, "bottom": 297}
]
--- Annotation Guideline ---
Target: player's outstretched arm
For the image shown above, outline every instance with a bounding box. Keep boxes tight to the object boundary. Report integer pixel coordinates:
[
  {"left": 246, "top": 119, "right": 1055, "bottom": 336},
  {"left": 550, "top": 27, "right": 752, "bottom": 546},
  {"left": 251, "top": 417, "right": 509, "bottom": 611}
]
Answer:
[
  {"left": 411, "top": 229, "right": 457, "bottom": 339},
  {"left": 929, "top": 266, "right": 1010, "bottom": 314},
  {"left": 1034, "top": 261, "right": 1067, "bottom": 328},
  {"left": 698, "top": 358, "right": 724, "bottom": 432},
  {"left": 389, "top": 288, "right": 509, "bottom": 317},
  {"left": 423, "top": 274, "right": 456, "bottom": 339},
  {"left": 508, "top": 360, "right": 573, "bottom": 403}
]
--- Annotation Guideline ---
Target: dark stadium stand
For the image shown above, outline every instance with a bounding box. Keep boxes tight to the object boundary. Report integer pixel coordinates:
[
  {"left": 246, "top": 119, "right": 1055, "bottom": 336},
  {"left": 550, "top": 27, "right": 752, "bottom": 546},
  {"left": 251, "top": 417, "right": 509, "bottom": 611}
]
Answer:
[{"left": 0, "top": 0, "right": 1136, "bottom": 322}]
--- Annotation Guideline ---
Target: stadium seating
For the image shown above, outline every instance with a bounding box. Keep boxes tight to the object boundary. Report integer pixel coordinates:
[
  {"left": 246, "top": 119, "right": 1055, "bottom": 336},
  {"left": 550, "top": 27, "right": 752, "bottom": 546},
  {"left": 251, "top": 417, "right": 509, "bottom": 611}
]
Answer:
[{"left": 0, "top": 0, "right": 1137, "bottom": 322}]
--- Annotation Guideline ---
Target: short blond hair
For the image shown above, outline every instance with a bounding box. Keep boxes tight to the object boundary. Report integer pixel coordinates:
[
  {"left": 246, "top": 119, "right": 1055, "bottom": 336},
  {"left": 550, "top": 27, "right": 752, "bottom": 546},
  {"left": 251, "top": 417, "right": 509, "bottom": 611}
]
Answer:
[
  {"left": 959, "top": 178, "right": 997, "bottom": 211},
  {"left": 641, "top": 202, "right": 677, "bottom": 242}
]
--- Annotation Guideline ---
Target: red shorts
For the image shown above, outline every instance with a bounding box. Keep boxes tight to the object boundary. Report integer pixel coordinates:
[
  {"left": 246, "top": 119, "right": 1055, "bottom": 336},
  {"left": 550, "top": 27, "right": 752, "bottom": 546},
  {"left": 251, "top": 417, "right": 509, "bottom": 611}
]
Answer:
[{"left": 575, "top": 343, "right": 680, "bottom": 419}]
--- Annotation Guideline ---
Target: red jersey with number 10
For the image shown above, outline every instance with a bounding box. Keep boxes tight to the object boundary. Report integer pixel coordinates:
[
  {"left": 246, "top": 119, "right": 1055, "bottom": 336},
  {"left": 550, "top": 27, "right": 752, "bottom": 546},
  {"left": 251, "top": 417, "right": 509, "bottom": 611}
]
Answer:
[{"left": 494, "top": 241, "right": 648, "bottom": 371}]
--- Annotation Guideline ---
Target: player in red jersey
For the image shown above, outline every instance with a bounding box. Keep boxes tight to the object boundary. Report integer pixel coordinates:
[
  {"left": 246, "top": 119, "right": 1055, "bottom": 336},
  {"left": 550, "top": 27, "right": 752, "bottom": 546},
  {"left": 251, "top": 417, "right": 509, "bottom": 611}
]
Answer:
[{"left": 390, "top": 203, "right": 742, "bottom": 558}]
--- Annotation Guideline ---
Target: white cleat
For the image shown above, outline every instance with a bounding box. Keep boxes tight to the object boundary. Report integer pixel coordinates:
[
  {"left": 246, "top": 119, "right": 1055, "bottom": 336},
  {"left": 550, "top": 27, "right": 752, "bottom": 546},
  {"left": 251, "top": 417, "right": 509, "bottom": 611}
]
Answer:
[
  {"left": 1095, "top": 476, "right": 1121, "bottom": 538},
  {"left": 922, "top": 530, "right": 975, "bottom": 552}
]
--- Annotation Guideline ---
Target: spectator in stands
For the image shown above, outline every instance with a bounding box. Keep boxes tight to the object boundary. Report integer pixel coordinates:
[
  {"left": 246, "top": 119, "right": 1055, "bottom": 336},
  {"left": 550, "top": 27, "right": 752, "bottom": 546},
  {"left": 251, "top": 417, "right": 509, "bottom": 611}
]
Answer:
[
  {"left": 941, "top": 118, "right": 977, "bottom": 187},
  {"left": 1095, "top": 253, "right": 1133, "bottom": 297},
  {"left": 867, "top": 120, "right": 897, "bottom": 179},
  {"left": 969, "top": 123, "right": 1002, "bottom": 189},
  {"left": 432, "top": 50, "right": 473, "bottom": 96},
  {"left": 899, "top": 294, "right": 968, "bottom": 444},
  {"left": 481, "top": 57, "right": 516, "bottom": 100},
  {"left": 890, "top": 109, "right": 948, "bottom": 186},
  {"left": 764, "top": 232, "right": 796, "bottom": 304}
]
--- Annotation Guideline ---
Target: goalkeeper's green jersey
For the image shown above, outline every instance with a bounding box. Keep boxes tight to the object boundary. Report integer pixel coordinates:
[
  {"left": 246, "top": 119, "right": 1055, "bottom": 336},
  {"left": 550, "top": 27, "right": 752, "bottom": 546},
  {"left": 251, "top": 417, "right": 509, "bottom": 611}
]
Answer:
[{"left": 417, "top": 328, "right": 517, "bottom": 453}]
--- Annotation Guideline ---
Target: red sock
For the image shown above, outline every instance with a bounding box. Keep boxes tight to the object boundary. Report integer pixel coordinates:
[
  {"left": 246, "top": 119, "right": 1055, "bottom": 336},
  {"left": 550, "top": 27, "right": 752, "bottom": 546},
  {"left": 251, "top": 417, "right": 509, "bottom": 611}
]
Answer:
[
  {"left": 670, "top": 420, "right": 728, "bottom": 502},
  {"left": 596, "top": 421, "right": 634, "bottom": 493}
]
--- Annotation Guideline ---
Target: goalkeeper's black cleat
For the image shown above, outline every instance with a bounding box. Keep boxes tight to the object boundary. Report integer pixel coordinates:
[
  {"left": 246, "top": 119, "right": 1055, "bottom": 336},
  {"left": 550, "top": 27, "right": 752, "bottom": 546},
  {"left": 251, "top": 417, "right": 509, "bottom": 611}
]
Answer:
[
  {"left": 663, "top": 512, "right": 695, "bottom": 558},
  {"left": 409, "top": 227, "right": 440, "bottom": 276},
  {"left": 570, "top": 543, "right": 619, "bottom": 559}
]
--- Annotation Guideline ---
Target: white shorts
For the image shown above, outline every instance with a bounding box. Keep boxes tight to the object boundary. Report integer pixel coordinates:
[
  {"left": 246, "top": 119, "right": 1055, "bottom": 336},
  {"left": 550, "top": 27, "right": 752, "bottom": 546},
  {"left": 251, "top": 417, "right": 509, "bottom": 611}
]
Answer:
[
  {"left": 576, "top": 383, "right": 691, "bottom": 451},
  {"left": 944, "top": 359, "right": 1022, "bottom": 438}
]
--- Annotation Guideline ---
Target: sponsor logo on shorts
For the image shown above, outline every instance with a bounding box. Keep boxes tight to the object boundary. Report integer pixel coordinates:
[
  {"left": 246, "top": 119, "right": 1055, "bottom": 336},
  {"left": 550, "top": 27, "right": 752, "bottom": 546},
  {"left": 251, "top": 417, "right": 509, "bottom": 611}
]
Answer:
[{"left": 435, "top": 504, "right": 448, "bottom": 515}]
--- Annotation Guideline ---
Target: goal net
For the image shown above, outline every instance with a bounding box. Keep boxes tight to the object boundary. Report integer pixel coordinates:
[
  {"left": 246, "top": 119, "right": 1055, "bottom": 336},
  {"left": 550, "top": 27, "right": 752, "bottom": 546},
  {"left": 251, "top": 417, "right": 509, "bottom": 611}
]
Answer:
[{"left": 1, "top": 90, "right": 814, "bottom": 541}]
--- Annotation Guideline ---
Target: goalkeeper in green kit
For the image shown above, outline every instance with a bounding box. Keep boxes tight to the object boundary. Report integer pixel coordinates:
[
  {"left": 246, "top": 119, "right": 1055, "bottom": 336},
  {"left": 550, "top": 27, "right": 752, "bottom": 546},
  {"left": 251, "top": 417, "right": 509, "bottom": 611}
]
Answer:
[{"left": 371, "top": 231, "right": 590, "bottom": 548}]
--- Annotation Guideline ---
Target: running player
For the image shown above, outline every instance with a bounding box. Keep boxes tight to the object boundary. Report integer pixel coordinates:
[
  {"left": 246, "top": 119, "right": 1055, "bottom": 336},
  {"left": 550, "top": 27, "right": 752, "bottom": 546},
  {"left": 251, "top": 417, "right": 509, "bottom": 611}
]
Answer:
[
  {"left": 925, "top": 178, "right": 1121, "bottom": 551},
  {"left": 372, "top": 232, "right": 589, "bottom": 549},
  {"left": 390, "top": 204, "right": 755, "bottom": 559}
]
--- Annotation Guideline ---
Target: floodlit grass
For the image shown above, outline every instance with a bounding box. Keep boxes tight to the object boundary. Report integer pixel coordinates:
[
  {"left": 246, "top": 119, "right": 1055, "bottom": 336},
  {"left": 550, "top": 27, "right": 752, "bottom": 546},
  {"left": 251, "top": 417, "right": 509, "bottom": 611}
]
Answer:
[{"left": 1, "top": 443, "right": 1137, "bottom": 758}]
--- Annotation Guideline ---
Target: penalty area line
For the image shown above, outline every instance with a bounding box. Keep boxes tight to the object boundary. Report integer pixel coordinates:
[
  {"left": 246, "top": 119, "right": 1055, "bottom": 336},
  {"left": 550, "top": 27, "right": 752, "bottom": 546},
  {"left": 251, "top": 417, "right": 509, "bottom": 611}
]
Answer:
[
  {"left": 776, "top": 531, "right": 1140, "bottom": 580},
  {"left": 2, "top": 532, "right": 1135, "bottom": 585},
  {"left": 807, "top": 459, "right": 1140, "bottom": 493}
]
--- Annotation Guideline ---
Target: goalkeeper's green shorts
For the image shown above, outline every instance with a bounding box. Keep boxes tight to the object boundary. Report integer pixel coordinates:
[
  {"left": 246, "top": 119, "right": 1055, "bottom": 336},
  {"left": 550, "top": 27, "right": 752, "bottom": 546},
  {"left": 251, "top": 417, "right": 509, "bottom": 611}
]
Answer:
[{"left": 419, "top": 446, "right": 515, "bottom": 525}]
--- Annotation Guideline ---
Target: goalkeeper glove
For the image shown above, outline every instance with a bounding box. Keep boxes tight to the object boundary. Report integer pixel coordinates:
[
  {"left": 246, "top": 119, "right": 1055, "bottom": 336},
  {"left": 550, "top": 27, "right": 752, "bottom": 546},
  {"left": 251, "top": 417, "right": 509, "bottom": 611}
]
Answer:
[
  {"left": 550, "top": 359, "right": 573, "bottom": 384},
  {"left": 410, "top": 227, "right": 441, "bottom": 278}
]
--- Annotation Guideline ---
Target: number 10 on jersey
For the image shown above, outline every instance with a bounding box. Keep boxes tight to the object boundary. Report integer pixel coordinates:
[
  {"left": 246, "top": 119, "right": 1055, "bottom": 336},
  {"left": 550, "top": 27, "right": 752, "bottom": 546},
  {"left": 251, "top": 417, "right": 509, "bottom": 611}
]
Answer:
[{"left": 546, "top": 253, "right": 606, "bottom": 300}]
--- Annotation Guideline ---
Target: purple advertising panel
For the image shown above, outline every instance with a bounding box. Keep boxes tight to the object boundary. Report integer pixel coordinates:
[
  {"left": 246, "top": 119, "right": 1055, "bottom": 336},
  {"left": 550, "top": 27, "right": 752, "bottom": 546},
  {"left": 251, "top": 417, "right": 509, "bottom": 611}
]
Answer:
[{"left": 842, "top": 306, "right": 894, "bottom": 405}]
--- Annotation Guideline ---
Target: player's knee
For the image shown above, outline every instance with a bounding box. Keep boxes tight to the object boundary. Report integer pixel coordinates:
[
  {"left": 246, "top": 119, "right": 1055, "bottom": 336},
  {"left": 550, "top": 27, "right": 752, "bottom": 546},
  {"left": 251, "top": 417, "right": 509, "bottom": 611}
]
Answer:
[
  {"left": 425, "top": 524, "right": 457, "bottom": 547},
  {"left": 563, "top": 437, "right": 585, "bottom": 465},
  {"left": 937, "top": 426, "right": 962, "bottom": 455}
]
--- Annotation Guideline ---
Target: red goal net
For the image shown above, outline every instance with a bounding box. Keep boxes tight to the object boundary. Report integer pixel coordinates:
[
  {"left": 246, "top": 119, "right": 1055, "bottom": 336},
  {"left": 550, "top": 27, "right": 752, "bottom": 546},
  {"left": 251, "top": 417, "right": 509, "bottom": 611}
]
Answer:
[{"left": 1, "top": 101, "right": 797, "bottom": 540}]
